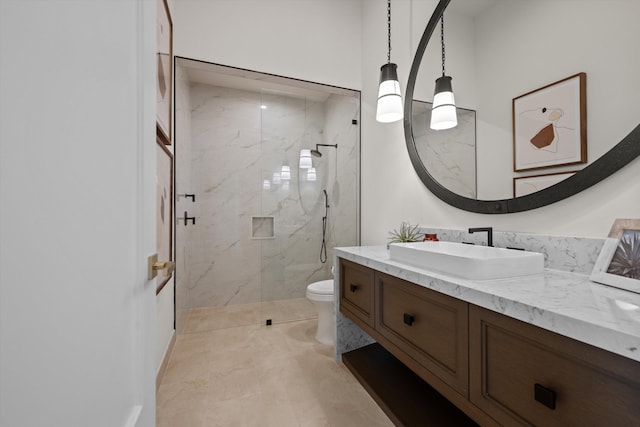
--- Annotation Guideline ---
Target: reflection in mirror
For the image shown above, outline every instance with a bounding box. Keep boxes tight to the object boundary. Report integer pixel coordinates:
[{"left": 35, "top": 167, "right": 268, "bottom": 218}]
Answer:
[
  {"left": 406, "top": 0, "right": 640, "bottom": 213},
  {"left": 412, "top": 100, "right": 476, "bottom": 198}
]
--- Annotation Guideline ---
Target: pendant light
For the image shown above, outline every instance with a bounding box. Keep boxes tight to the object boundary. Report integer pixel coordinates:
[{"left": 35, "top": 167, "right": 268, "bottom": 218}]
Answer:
[
  {"left": 430, "top": 12, "right": 457, "bottom": 130},
  {"left": 376, "top": 0, "right": 403, "bottom": 123}
]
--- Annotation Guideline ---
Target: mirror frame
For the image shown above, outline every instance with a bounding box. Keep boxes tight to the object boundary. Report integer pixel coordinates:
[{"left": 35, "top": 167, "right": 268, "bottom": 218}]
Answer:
[{"left": 404, "top": 0, "right": 640, "bottom": 214}]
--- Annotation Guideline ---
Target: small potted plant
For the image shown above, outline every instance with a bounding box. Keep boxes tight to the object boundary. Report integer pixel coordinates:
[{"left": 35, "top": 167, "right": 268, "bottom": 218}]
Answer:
[{"left": 388, "top": 221, "right": 422, "bottom": 248}]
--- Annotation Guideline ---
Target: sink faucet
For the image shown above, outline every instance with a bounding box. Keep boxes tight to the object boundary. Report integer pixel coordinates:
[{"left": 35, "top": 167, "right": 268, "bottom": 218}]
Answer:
[{"left": 469, "top": 227, "right": 493, "bottom": 247}]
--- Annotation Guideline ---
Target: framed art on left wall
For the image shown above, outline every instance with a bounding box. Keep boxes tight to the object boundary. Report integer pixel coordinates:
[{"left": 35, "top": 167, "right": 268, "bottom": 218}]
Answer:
[
  {"left": 156, "top": 0, "right": 173, "bottom": 144},
  {"left": 156, "top": 132, "right": 174, "bottom": 293}
]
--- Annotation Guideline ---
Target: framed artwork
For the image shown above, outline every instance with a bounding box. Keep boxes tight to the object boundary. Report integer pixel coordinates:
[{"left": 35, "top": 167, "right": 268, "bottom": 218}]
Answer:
[
  {"left": 513, "top": 171, "right": 576, "bottom": 197},
  {"left": 156, "top": 0, "right": 173, "bottom": 144},
  {"left": 590, "top": 219, "right": 640, "bottom": 294},
  {"left": 513, "top": 73, "right": 586, "bottom": 172},
  {"left": 156, "top": 133, "right": 173, "bottom": 293}
]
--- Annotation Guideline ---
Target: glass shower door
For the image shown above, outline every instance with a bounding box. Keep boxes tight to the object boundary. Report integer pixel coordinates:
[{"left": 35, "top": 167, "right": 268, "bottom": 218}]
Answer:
[{"left": 258, "top": 88, "right": 360, "bottom": 326}]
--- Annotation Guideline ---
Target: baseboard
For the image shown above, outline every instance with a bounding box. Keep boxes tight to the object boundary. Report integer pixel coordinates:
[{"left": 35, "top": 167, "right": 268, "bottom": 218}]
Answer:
[{"left": 156, "top": 331, "right": 176, "bottom": 391}]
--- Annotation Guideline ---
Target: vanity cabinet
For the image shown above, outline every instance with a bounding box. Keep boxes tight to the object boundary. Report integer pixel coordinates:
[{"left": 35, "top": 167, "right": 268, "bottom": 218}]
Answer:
[
  {"left": 469, "top": 305, "right": 640, "bottom": 426},
  {"left": 338, "top": 257, "right": 640, "bottom": 427}
]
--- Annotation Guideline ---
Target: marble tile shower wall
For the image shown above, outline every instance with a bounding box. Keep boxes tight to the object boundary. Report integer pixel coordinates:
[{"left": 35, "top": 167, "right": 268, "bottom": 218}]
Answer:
[
  {"left": 188, "top": 83, "right": 262, "bottom": 308},
  {"left": 174, "top": 64, "right": 193, "bottom": 332},
  {"left": 185, "top": 84, "right": 358, "bottom": 308},
  {"left": 260, "top": 93, "right": 359, "bottom": 302},
  {"left": 323, "top": 94, "right": 360, "bottom": 259}
]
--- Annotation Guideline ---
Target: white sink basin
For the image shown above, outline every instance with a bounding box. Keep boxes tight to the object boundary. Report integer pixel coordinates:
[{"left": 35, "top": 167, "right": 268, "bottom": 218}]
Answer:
[{"left": 389, "top": 241, "right": 544, "bottom": 280}]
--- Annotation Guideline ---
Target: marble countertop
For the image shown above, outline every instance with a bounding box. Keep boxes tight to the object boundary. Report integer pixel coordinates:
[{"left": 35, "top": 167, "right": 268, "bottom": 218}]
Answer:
[{"left": 335, "top": 245, "right": 640, "bottom": 363}]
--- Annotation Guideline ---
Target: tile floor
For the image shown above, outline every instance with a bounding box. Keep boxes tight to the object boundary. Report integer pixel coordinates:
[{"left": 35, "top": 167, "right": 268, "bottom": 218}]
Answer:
[
  {"left": 182, "top": 298, "right": 318, "bottom": 334},
  {"left": 158, "top": 300, "right": 394, "bottom": 427}
]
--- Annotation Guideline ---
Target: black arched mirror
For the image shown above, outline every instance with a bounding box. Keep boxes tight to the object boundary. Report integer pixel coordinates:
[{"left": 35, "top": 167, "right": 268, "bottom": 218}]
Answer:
[{"left": 405, "top": 0, "right": 640, "bottom": 214}]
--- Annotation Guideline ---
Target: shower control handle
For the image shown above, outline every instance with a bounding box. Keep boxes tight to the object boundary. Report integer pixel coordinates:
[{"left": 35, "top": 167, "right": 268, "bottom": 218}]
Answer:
[{"left": 349, "top": 284, "right": 358, "bottom": 293}]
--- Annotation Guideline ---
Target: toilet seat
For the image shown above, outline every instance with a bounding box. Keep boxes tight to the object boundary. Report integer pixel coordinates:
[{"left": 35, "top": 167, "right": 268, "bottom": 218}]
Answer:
[
  {"left": 307, "top": 279, "right": 333, "bottom": 295},
  {"left": 306, "top": 280, "right": 334, "bottom": 302}
]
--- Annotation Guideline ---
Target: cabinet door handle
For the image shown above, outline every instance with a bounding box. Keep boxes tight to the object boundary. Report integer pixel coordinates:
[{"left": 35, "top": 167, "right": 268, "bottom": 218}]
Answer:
[
  {"left": 349, "top": 284, "right": 358, "bottom": 292},
  {"left": 534, "top": 383, "right": 556, "bottom": 410},
  {"left": 403, "top": 313, "right": 415, "bottom": 326}
]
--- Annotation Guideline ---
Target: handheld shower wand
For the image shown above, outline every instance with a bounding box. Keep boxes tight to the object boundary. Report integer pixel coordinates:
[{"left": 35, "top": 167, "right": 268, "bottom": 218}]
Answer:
[{"left": 320, "top": 190, "right": 329, "bottom": 263}]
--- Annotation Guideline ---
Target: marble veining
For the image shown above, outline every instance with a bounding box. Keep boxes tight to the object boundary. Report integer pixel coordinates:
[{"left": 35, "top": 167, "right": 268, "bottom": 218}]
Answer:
[
  {"left": 334, "top": 245, "right": 640, "bottom": 363},
  {"left": 412, "top": 102, "right": 477, "bottom": 198},
  {"left": 180, "top": 82, "right": 359, "bottom": 309},
  {"left": 174, "top": 64, "right": 195, "bottom": 333},
  {"left": 418, "top": 227, "right": 604, "bottom": 274}
]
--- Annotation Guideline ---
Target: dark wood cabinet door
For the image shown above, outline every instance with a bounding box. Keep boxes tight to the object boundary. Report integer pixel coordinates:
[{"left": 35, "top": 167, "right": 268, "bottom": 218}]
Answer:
[
  {"left": 469, "top": 305, "right": 640, "bottom": 427},
  {"left": 339, "top": 258, "right": 376, "bottom": 329}
]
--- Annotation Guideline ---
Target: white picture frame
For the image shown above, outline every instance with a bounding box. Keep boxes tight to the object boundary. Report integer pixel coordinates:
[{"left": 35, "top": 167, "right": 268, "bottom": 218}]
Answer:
[{"left": 590, "top": 219, "right": 640, "bottom": 294}]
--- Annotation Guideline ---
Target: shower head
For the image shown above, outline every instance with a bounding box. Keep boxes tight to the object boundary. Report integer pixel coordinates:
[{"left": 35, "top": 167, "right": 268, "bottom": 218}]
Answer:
[{"left": 311, "top": 144, "right": 338, "bottom": 158}]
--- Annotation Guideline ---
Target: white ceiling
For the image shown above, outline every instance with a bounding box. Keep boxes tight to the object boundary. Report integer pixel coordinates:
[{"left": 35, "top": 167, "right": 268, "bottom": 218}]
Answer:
[{"left": 177, "top": 58, "right": 356, "bottom": 102}]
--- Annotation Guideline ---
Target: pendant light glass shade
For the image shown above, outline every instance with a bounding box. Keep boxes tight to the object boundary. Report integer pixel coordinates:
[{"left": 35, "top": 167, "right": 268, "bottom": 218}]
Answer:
[
  {"left": 376, "top": 63, "right": 403, "bottom": 123},
  {"left": 430, "top": 75, "right": 457, "bottom": 130},
  {"left": 299, "top": 149, "right": 312, "bottom": 169}
]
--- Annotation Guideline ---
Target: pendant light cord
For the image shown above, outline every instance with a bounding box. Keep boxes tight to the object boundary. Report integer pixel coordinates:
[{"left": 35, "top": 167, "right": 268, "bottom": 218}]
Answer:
[
  {"left": 387, "top": 0, "right": 392, "bottom": 63},
  {"left": 440, "top": 14, "right": 446, "bottom": 76}
]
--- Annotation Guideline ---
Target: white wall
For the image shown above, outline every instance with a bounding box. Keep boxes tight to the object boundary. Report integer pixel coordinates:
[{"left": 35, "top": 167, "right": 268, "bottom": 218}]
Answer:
[
  {"left": 473, "top": 1, "right": 639, "bottom": 200},
  {"left": 170, "top": 0, "right": 639, "bottom": 247},
  {"left": 173, "top": 0, "right": 362, "bottom": 90},
  {"left": 360, "top": 0, "right": 640, "bottom": 243}
]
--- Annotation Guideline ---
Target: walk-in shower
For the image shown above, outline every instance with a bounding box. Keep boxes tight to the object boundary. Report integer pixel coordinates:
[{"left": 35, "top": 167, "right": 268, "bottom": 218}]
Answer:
[{"left": 174, "top": 58, "right": 360, "bottom": 332}]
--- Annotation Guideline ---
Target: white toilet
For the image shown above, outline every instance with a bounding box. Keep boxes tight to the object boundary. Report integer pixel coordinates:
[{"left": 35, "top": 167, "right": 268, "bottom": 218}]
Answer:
[{"left": 306, "top": 279, "right": 335, "bottom": 345}]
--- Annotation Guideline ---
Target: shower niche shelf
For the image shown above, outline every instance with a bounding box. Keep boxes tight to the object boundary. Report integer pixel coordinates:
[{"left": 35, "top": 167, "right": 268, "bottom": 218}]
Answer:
[{"left": 251, "top": 216, "right": 275, "bottom": 239}]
